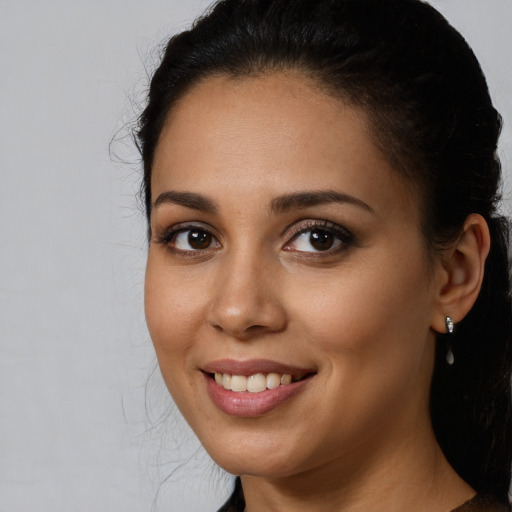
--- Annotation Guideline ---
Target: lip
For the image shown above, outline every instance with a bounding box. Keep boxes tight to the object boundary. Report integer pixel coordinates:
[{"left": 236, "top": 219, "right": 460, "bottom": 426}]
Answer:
[{"left": 202, "top": 359, "right": 316, "bottom": 417}]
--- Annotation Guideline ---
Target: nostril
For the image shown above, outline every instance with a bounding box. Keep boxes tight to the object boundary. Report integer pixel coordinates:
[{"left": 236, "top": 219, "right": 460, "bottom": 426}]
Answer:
[{"left": 245, "top": 324, "right": 266, "bottom": 332}]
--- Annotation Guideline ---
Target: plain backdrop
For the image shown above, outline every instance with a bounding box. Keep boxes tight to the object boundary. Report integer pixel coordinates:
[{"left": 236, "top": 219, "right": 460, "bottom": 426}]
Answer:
[{"left": 0, "top": 1, "right": 511, "bottom": 511}]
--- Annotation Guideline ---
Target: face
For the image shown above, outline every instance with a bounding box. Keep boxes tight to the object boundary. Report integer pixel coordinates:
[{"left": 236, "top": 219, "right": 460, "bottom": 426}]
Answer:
[{"left": 145, "top": 72, "right": 441, "bottom": 478}]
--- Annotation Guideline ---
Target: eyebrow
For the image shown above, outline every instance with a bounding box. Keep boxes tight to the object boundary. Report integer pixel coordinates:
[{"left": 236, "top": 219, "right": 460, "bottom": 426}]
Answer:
[
  {"left": 152, "top": 189, "right": 373, "bottom": 216},
  {"left": 270, "top": 190, "right": 373, "bottom": 215},
  {"left": 153, "top": 191, "right": 218, "bottom": 214}
]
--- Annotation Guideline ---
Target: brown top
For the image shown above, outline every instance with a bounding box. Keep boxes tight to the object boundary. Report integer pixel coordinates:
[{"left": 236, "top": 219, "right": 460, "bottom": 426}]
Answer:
[
  {"left": 453, "top": 494, "right": 510, "bottom": 512},
  {"left": 217, "top": 478, "right": 510, "bottom": 512}
]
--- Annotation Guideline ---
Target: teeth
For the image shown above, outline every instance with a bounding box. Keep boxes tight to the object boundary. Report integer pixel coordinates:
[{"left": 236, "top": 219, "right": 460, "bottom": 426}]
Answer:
[
  {"left": 281, "top": 374, "right": 292, "bottom": 385},
  {"left": 222, "top": 374, "right": 232, "bottom": 390},
  {"left": 247, "top": 373, "right": 267, "bottom": 393},
  {"left": 231, "top": 375, "right": 247, "bottom": 392},
  {"left": 214, "top": 372, "right": 294, "bottom": 393},
  {"left": 266, "top": 373, "right": 281, "bottom": 389}
]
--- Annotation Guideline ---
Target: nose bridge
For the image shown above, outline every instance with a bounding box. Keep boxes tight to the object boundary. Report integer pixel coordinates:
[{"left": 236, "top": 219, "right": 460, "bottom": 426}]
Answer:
[{"left": 207, "top": 241, "right": 286, "bottom": 338}]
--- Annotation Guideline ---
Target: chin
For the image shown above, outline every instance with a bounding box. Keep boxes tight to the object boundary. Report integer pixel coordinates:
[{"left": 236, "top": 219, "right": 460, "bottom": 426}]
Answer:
[
  {"left": 201, "top": 433, "right": 306, "bottom": 478},
  {"left": 215, "top": 456, "right": 301, "bottom": 479}
]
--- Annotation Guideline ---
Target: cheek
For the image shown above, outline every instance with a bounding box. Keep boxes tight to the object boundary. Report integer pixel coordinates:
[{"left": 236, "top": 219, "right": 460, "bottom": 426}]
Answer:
[
  {"left": 144, "top": 254, "right": 209, "bottom": 378},
  {"left": 282, "top": 257, "right": 435, "bottom": 440},
  {"left": 284, "top": 250, "right": 433, "bottom": 362}
]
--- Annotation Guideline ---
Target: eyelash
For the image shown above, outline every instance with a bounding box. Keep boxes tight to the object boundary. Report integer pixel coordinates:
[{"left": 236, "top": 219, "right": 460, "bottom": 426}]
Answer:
[{"left": 155, "top": 219, "right": 355, "bottom": 257}]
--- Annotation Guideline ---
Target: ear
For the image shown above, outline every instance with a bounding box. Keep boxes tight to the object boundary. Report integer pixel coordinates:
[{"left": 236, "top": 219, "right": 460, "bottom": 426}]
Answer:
[{"left": 430, "top": 214, "right": 490, "bottom": 333}]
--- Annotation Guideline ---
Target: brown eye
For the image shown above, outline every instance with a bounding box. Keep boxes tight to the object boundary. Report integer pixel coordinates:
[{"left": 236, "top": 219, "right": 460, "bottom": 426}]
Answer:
[
  {"left": 309, "top": 230, "right": 335, "bottom": 251},
  {"left": 284, "top": 223, "right": 350, "bottom": 254},
  {"left": 170, "top": 228, "right": 219, "bottom": 251},
  {"left": 187, "top": 229, "right": 213, "bottom": 249}
]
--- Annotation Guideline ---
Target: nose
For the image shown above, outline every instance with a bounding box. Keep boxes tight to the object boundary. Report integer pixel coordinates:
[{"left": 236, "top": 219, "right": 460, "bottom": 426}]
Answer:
[{"left": 206, "top": 251, "right": 287, "bottom": 340}]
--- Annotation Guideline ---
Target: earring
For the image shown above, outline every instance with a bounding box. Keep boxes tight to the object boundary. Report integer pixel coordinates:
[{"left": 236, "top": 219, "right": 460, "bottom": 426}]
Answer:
[{"left": 445, "top": 316, "right": 455, "bottom": 365}]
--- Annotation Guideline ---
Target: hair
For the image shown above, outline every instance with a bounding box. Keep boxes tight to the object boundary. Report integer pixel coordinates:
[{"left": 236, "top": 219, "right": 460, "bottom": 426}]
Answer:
[{"left": 137, "top": 0, "right": 512, "bottom": 501}]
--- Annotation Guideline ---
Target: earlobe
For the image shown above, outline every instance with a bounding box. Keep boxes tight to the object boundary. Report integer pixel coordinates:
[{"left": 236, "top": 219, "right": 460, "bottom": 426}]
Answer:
[{"left": 431, "top": 214, "right": 490, "bottom": 333}]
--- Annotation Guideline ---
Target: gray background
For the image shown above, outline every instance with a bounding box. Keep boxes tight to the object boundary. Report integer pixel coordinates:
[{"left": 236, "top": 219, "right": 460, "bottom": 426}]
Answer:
[{"left": 0, "top": 1, "right": 511, "bottom": 511}]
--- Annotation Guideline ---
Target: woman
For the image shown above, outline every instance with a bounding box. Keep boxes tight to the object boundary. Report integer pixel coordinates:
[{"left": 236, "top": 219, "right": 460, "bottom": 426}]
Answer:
[{"left": 138, "top": 0, "right": 512, "bottom": 510}]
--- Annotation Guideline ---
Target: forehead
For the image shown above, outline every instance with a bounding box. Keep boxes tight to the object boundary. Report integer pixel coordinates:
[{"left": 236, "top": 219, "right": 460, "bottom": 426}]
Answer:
[{"left": 151, "top": 72, "right": 417, "bottom": 221}]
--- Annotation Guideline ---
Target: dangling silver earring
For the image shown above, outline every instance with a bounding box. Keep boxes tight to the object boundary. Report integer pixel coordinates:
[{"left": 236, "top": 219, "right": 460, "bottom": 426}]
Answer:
[{"left": 445, "top": 316, "right": 455, "bottom": 365}]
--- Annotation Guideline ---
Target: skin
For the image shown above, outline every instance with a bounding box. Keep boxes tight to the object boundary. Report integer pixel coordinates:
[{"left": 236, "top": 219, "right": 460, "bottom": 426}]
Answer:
[{"left": 145, "top": 72, "right": 488, "bottom": 511}]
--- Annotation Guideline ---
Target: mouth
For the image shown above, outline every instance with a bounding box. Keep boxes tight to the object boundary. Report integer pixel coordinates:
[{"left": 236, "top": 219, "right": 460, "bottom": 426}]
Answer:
[{"left": 202, "top": 359, "right": 316, "bottom": 416}]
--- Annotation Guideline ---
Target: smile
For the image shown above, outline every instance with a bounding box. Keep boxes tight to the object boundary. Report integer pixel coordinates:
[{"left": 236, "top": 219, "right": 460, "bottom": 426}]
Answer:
[{"left": 202, "top": 360, "right": 316, "bottom": 417}]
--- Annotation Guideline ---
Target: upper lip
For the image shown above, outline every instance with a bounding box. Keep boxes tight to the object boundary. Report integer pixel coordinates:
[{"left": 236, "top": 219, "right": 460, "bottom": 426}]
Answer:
[{"left": 202, "top": 359, "right": 316, "bottom": 380}]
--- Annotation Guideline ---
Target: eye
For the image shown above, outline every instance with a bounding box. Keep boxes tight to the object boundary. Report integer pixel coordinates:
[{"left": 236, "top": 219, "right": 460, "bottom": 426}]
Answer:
[
  {"left": 283, "top": 221, "right": 354, "bottom": 254},
  {"left": 156, "top": 225, "right": 221, "bottom": 253},
  {"left": 174, "top": 229, "right": 216, "bottom": 250},
  {"left": 291, "top": 229, "right": 341, "bottom": 252}
]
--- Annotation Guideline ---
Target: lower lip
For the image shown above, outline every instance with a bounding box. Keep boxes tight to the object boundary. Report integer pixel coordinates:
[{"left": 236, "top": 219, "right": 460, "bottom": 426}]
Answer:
[{"left": 204, "top": 373, "right": 312, "bottom": 417}]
